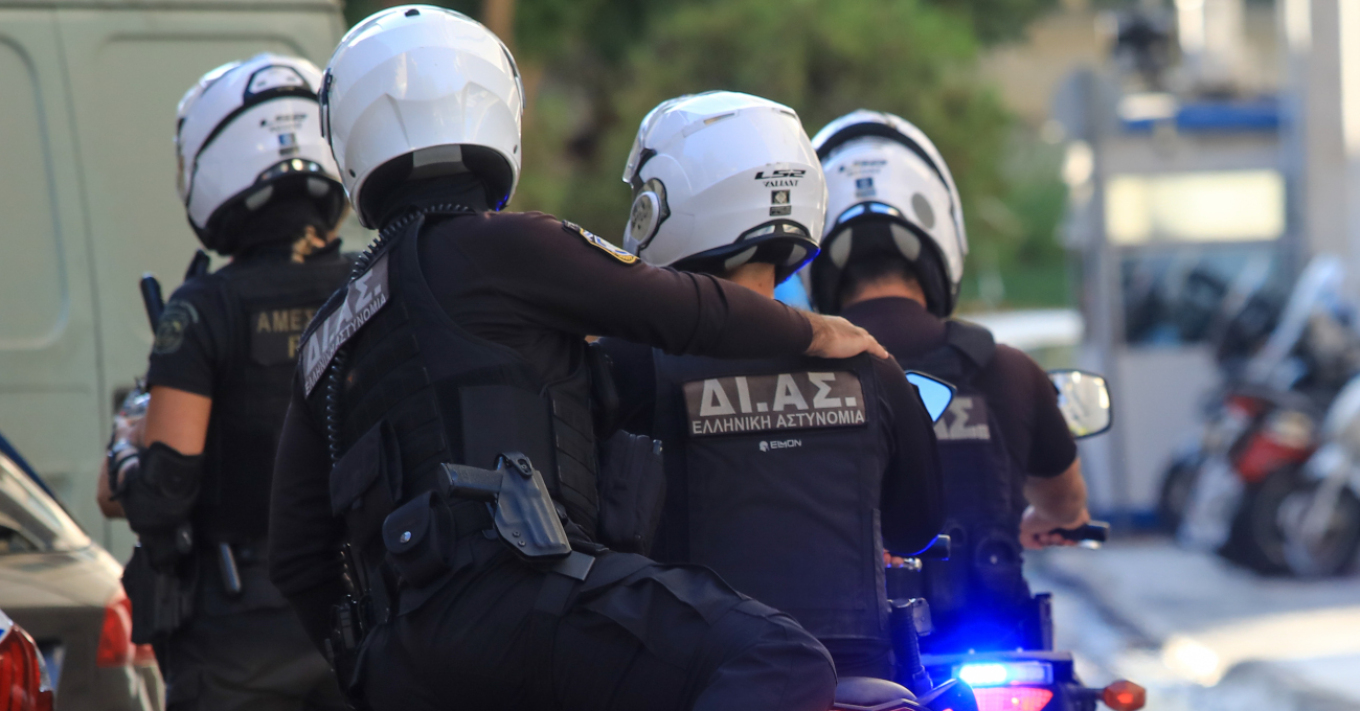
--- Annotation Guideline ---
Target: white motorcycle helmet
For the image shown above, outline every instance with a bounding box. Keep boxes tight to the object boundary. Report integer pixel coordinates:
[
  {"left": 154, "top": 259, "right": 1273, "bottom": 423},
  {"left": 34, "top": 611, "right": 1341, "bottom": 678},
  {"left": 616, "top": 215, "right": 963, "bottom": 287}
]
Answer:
[
  {"left": 176, "top": 53, "right": 345, "bottom": 254},
  {"left": 622, "top": 92, "right": 825, "bottom": 282},
  {"left": 809, "top": 110, "right": 967, "bottom": 316},
  {"left": 320, "top": 5, "right": 524, "bottom": 228}
]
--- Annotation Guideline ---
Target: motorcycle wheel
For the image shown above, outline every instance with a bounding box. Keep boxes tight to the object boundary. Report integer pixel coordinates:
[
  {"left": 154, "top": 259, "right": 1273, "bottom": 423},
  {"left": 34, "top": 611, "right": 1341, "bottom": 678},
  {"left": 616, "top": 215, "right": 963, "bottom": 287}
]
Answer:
[
  {"left": 1280, "top": 480, "right": 1360, "bottom": 577},
  {"left": 1219, "top": 466, "right": 1300, "bottom": 575},
  {"left": 1158, "top": 452, "right": 1203, "bottom": 533}
]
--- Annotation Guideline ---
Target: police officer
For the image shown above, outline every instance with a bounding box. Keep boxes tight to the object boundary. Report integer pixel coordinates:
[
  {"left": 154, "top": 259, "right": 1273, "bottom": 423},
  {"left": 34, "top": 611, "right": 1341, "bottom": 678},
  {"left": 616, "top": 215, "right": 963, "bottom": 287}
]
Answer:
[
  {"left": 103, "top": 54, "right": 350, "bottom": 709},
  {"left": 808, "top": 111, "right": 1092, "bottom": 653},
  {"left": 266, "top": 8, "right": 887, "bottom": 711},
  {"left": 598, "top": 92, "right": 945, "bottom": 679}
]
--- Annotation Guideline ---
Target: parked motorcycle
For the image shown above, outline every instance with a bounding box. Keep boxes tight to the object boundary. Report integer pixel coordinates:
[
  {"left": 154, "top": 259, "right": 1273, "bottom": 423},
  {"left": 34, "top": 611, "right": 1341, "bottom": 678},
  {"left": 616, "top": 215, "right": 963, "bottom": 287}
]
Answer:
[
  {"left": 1171, "top": 386, "right": 1321, "bottom": 573},
  {"left": 1277, "top": 374, "right": 1360, "bottom": 577},
  {"left": 1156, "top": 258, "right": 1285, "bottom": 532},
  {"left": 1169, "top": 256, "right": 1359, "bottom": 573}
]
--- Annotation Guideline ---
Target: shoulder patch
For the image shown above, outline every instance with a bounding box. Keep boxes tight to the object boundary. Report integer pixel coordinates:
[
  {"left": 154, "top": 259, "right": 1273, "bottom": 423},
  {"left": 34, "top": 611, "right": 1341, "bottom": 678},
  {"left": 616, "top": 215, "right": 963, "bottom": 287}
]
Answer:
[
  {"left": 562, "top": 220, "right": 637, "bottom": 264},
  {"left": 683, "top": 370, "right": 866, "bottom": 437},
  {"left": 153, "top": 299, "right": 200, "bottom": 355},
  {"left": 300, "top": 253, "right": 392, "bottom": 395}
]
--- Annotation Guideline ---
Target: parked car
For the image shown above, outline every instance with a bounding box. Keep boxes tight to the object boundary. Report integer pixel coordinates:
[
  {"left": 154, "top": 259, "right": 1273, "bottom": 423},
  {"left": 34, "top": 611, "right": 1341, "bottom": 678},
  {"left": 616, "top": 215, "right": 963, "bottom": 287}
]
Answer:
[{"left": 0, "top": 431, "right": 160, "bottom": 710}]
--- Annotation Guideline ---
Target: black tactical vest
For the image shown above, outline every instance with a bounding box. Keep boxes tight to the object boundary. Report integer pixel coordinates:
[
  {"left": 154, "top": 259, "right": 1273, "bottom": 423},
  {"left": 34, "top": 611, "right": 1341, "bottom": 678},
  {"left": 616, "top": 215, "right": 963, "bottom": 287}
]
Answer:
[
  {"left": 894, "top": 322, "right": 1030, "bottom": 623},
  {"left": 298, "top": 211, "right": 600, "bottom": 578},
  {"left": 650, "top": 350, "right": 891, "bottom": 643},
  {"left": 195, "top": 250, "right": 352, "bottom": 544}
]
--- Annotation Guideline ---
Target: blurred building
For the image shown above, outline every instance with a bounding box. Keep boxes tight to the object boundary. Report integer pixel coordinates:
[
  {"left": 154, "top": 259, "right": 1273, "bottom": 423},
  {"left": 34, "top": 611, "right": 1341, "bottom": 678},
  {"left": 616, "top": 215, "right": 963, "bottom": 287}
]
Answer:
[{"left": 993, "top": 0, "right": 1302, "bottom": 521}]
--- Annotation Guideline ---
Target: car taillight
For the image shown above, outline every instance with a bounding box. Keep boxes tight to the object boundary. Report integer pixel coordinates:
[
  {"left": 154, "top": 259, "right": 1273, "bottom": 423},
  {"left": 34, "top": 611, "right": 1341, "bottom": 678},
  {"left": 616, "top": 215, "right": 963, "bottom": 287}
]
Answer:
[
  {"left": 96, "top": 593, "right": 134, "bottom": 668},
  {"left": 0, "top": 623, "right": 54, "bottom": 711},
  {"left": 973, "top": 686, "right": 1053, "bottom": 711},
  {"left": 1102, "top": 680, "right": 1146, "bottom": 711}
]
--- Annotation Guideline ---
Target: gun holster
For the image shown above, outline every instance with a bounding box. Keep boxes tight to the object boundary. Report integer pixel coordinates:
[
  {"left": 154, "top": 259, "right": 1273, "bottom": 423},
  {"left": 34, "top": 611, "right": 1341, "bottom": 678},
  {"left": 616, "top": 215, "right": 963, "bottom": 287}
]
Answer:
[
  {"left": 122, "top": 544, "right": 194, "bottom": 645},
  {"left": 443, "top": 452, "right": 572, "bottom": 561}
]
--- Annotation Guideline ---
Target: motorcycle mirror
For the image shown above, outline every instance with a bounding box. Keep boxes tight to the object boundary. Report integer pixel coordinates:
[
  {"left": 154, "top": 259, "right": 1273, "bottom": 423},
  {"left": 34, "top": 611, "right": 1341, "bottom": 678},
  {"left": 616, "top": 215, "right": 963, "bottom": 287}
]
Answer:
[
  {"left": 1048, "top": 370, "right": 1112, "bottom": 439},
  {"left": 906, "top": 372, "right": 955, "bottom": 423}
]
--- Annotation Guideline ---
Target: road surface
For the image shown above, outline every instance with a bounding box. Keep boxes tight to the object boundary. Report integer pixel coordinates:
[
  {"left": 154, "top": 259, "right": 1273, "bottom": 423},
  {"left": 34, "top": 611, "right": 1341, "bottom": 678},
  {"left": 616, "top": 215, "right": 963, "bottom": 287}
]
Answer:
[{"left": 1027, "top": 537, "right": 1360, "bottom": 710}]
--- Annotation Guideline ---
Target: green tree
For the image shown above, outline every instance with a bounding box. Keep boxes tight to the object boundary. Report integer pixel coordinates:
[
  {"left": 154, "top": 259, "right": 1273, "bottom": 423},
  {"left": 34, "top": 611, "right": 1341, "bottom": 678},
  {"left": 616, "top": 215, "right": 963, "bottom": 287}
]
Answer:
[
  {"left": 535, "top": 0, "right": 1013, "bottom": 254},
  {"left": 926, "top": 0, "right": 1061, "bottom": 45},
  {"left": 341, "top": 0, "right": 1074, "bottom": 308}
]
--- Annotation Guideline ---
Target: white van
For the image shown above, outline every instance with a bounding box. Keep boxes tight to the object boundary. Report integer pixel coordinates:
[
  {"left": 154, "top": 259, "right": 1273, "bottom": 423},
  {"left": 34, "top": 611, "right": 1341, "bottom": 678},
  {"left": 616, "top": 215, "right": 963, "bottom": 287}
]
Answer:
[{"left": 0, "top": 0, "right": 361, "bottom": 560}]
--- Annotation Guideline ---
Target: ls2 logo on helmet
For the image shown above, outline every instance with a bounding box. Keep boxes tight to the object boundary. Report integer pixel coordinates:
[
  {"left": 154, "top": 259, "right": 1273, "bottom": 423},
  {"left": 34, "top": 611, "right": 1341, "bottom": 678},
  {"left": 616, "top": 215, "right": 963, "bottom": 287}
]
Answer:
[{"left": 754, "top": 169, "right": 805, "bottom": 188}]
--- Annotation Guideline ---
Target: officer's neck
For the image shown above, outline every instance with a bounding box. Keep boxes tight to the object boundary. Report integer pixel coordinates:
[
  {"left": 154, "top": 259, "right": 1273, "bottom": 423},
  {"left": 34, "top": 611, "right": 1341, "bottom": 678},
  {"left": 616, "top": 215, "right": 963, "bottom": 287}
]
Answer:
[
  {"left": 377, "top": 174, "right": 491, "bottom": 226},
  {"left": 720, "top": 262, "right": 777, "bottom": 299},
  {"left": 842, "top": 276, "right": 927, "bottom": 309}
]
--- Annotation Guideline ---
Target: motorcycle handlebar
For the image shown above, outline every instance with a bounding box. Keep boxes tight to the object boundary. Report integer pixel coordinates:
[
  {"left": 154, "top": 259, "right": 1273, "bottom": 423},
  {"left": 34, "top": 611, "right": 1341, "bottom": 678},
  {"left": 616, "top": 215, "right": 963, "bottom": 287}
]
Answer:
[
  {"left": 1053, "top": 521, "right": 1109, "bottom": 543},
  {"left": 915, "top": 534, "right": 951, "bottom": 560}
]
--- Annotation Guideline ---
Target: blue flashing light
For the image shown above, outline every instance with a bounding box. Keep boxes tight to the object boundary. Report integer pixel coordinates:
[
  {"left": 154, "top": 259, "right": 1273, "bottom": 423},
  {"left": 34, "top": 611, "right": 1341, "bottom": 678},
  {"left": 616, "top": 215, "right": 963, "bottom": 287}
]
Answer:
[
  {"left": 957, "top": 661, "right": 1054, "bottom": 688},
  {"left": 959, "top": 663, "right": 1009, "bottom": 687}
]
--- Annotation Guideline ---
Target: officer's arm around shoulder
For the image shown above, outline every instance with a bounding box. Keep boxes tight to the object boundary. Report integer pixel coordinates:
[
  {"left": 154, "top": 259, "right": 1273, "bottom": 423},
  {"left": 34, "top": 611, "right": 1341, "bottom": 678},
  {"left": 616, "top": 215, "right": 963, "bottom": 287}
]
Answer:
[
  {"left": 873, "top": 355, "right": 945, "bottom": 555},
  {"left": 462, "top": 211, "right": 815, "bottom": 358}
]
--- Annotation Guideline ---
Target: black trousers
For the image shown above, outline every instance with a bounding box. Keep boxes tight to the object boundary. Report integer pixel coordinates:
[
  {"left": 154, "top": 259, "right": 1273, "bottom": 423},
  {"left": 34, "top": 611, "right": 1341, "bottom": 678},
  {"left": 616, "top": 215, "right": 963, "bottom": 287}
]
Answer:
[
  {"left": 361, "top": 539, "right": 836, "bottom": 711},
  {"left": 820, "top": 638, "right": 895, "bottom": 680},
  {"left": 163, "top": 606, "right": 347, "bottom": 711}
]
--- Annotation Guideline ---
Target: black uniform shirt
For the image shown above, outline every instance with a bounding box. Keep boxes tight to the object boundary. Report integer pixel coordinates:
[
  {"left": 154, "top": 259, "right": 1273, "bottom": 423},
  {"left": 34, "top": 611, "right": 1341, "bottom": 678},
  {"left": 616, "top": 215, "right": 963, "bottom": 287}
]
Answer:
[
  {"left": 601, "top": 338, "right": 944, "bottom": 558},
  {"left": 270, "top": 211, "right": 819, "bottom": 616},
  {"left": 145, "top": 242, "right": 352, "bottom": 551},
  {"left": 146, "top": 243, "right": 344, "bottom": 397},
  {"left": 840, "top": 297, "right": 1077, "bottom": 478},
  {"left": 146, "top": 274, "right": 231, "bottom": 397}
]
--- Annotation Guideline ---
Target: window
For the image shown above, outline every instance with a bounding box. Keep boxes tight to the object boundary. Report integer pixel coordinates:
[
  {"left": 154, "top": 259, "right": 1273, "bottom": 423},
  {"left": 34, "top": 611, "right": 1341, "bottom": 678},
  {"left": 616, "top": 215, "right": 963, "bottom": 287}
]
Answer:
[
  {"left": 0, "top": 455, "right": 88, "bottom": 553},
  {"left": 0, "top": 40, "right": 64, "bottom": 348},
  {"left": 1106, "top": 170, "right": 1286, "bottom": 245}
]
